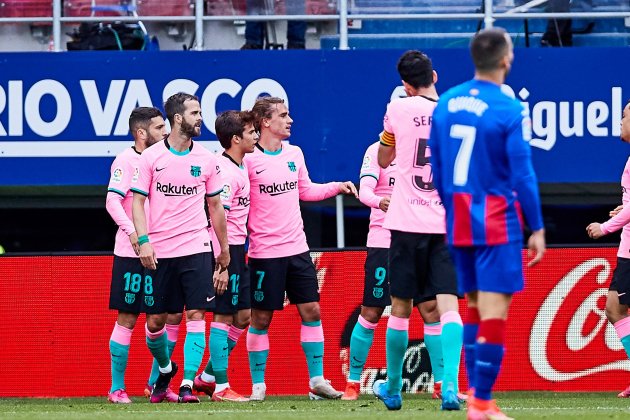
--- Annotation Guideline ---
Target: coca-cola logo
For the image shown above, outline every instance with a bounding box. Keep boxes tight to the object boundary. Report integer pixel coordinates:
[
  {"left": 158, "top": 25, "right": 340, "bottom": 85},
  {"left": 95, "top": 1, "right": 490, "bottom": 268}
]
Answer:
[{"left": 530, "top": 258, "right": 630, "bottom": 381}]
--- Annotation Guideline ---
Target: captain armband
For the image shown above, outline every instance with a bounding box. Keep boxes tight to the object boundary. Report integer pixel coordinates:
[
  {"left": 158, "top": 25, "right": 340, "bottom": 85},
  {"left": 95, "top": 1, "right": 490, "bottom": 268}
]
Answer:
[{"left": 379, "top": 131, "right": 396, "bottom": 147}]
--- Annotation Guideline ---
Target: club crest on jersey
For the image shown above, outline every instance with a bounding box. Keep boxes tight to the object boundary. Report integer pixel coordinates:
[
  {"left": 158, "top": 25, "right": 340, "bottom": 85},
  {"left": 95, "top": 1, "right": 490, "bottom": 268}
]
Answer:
[
  {"left": 144, "top": 296, "right": 154, "bottom": 307},
  {"left": 254, "top": 290, "right": 265, "bottom": 302},
  {"left": 132, "top": 167, "right": 139, "bottom": 183},
  {"left": 125, "top": 292, "right": 136, "bottom": 304},
  {"left": 190, "top": 165, "right": 201, "bottom": 177},
  {"left": 287, "top": 161, "right": 296, "bottom": 172},
  {"left": 373, "top": 287, "right": 384, "bottom": 299}
]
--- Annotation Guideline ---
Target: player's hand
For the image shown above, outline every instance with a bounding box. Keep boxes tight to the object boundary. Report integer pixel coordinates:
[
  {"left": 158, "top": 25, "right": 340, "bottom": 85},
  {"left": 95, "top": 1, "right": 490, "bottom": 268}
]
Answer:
[
  {"left": 213, "top": 264, "right": 229, "bottom": 295},
  {"left": 339, "top": 181, "right": 358, "bottom": 198},
  {"left": 216, "top": 250, "right": 230, "bottom": 274},
  {"left": 129, "top": 232, "right": 140, "bottom": 256},
  {"left": 379, "top": 196, "right": 390, "bottom": 212},
  {"left": 139, "top": 243, "right": 158, "bottom": 270},
  {"left": 527, "top": 229, "right": 546, "bottom": 268},
  {"left": 586, "top": 222, "right": 605, "bottom": 239},
  {"left": 610, "top": 205, "right": 623, "bottom": 217}
]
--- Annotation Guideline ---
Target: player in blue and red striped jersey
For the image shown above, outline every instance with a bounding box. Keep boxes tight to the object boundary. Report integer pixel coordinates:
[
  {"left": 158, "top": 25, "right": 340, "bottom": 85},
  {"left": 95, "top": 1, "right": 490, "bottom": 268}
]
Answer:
[{"left": 429, "top": 28, "right": 545, "bottom": 420}]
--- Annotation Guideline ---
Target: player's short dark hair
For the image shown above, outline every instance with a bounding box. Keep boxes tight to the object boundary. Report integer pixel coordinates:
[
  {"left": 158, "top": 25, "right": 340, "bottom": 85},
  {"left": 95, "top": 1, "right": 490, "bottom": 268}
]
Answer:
[
  {"left": 215, "top": 110, "right": 256, "bottom": 150},
  {"left": 129, "top": 106, "right": 163, "bottom": 134},
  {"left": 397, "top": 50, "right": 434, "bottom": 89},
  {"left": 251, "top": 96, "right": 285, "bottom": 131},
  {"left": 470, "top": 27, "right": 510, "bottom": 72},
  {"left": 164, "top": 92, "right": 199, "bottom": 126}
]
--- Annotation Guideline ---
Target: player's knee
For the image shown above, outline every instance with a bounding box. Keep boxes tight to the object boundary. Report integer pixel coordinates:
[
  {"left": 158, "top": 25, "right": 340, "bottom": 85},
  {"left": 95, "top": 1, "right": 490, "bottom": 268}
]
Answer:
[
  {"left": 605, "top": 300, "right": 624, "bottom": 324},
  {"left": 186, "top": 309, "right": 205, "bottom": 321},
  {"left": 361, "top": 306, "right": 384, "bottom": 323},
  {"left": 117, "top": 312, "right": 139, "bottom": 329},
  {"left": 235, "top": 310, "right": 251, "bottom": 328},
  {"left": 166, "top": 312, "right": 183, "bottom": 325},
  {"left": 298, "top": 302, "right": 321, "bottom": 322},
  {"left": 251, "top": 310, "right": 273, "bottom": 330},
  {"left": 146, "top": 314, "right": 167, "bottom": 332}
]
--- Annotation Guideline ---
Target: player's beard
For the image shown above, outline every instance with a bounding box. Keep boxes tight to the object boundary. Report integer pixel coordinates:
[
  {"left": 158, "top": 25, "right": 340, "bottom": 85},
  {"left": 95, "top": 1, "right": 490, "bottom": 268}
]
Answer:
[
  {"left": 180, "top": 120, "right": 200, "bottom": 139},
  {"left": 146, "top": 132, "right": 165, "bottom": 147}
]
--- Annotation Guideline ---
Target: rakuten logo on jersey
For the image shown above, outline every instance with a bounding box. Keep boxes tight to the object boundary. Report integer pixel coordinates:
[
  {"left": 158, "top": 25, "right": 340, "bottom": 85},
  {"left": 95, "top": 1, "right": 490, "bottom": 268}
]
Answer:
[
  {"left": 156, "top": 182, "right": 198, "bottom": 197},
  {"left": 259, "top": 181, "right": 298, "bottom": 196},
  {"left": 530, "top": 257, "right": 630, "bottom": 382}
]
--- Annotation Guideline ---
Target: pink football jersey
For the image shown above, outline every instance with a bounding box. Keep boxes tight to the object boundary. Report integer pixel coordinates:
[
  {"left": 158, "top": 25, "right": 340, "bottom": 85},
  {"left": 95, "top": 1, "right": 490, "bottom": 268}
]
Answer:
[
  {"left": 219, "top": 153, "right": 250, "bottom": 246},
  {"left": 359, "top": 141, "right": 396, "bottom": 248},
  {"left": 602, "top": 157, "right": 630, "bottom": 259},
  {"left": 246, "top": 143, "right": 340, "bottom": 258},
  {"left": 131, "top": 140, "right": 223, "bottom": 258},
  {"left": 107, "top": 146, "right": 146, "bottom": 258},
  {"left": 382, "top": 96, "right": 446, "bottom": 234}
]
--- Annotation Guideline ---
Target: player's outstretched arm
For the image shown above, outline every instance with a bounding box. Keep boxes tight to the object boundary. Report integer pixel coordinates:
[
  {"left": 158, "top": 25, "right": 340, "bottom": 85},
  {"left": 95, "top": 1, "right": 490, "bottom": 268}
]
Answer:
[
  {"left": 593, "top": 203, "right": 630, "bottom": 238},
  {"left": 527, "top": 228, "right": 546, "bottom": 267},
  {"left": 586, "top": 223, "right": 605, "bottom": 239},
  {"left": 338, "top": 181, "right": 358, "bottom": 198}
]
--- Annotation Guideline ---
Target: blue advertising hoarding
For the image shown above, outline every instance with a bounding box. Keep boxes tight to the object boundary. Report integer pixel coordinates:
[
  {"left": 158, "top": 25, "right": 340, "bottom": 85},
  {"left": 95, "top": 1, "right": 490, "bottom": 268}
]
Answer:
[{"left": 0, "top": 48, "right": 627, "bottom": 186}]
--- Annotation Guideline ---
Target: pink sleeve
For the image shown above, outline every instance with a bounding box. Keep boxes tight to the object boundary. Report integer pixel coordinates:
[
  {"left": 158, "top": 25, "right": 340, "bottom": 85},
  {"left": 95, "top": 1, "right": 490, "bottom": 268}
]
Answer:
[
  {"left": 106, "top": 193, "right": 135, "bottom": 236},
  {"left": 106, "top": 155, "right": 135, "bottom": 235},
  {"left": 383, "top": 103, "right": 393, "bottom": 134},
  {"left": 206, "top": 157, "right": 224, "bottom": 197},
  {"left": 131, "top": 153, "right": 152, "bottom": 196},
  {"left": 359, "top": 176, "right": 381, "bottom": 209},
  {"left": 220, "top": 171, "right": 235, "bottom": 214},
  {"left": 297, "top": 148, "right": 341, "bottom": 201},
  {"left": 602, "top": 206, "right": 630, "bottom": 234}
]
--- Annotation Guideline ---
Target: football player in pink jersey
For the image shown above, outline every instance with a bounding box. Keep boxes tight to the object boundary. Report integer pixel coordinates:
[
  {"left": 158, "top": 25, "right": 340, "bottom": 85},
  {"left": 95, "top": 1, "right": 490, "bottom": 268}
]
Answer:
[
  {"left": 131, "top": 93, "right": 230, "bottom": 404},
  {"left": 245, "top": 96, "right": 357, "bottom": 401},
  {"left": 194, "top": 110, "right": 258, "bottom": 402},
  {"left": 341, "top": 138, "right": 455, "bottom": 402},
  {"left": 106, "top": 107, "right": 182, "bottom": 404},
  {"left": 587, "top": 100, "right": 630, "bottom": 399},
  {"left": 373, "top": 51, "right": 463, "bottom": 411}
]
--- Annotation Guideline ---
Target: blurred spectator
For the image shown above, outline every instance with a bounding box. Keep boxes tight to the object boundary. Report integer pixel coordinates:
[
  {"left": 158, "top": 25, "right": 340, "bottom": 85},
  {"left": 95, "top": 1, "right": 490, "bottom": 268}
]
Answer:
[
  {"left": 541, "top": 0, "right": 572, "bottom": 47},
  {"left": 242, "top": 0, "right": 306, "bottom": 49}
]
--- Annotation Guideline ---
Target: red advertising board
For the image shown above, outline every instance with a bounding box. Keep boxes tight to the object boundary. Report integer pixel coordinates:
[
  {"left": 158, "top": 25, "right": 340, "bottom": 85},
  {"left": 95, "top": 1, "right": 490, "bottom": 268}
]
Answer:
[{"left": 0, "top": 248, "right": 629, "bottom": 397}]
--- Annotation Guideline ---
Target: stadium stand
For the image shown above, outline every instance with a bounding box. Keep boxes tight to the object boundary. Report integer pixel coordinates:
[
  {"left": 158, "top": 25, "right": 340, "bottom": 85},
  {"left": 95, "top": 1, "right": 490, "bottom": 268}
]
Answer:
[
  {"left": 136, "top": 0, "right": 193, "bottom": 17},
  {"left": 63, "top": 0, "right": 129, "bottom": 18},
  {"left": 0, "top": 0, "right": 52, "bottom": 18},
  {"left": 206, "top": 0, "right": 246, "bottom": 15},
  {"left": 319, "top": 0, "right": 630, "bottom": 49}
]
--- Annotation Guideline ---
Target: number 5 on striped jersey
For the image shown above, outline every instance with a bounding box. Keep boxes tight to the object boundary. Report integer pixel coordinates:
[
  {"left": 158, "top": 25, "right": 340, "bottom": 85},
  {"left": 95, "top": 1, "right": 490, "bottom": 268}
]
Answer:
[{"left": 450, "top": 124, "right": 476, "bottom": 186}]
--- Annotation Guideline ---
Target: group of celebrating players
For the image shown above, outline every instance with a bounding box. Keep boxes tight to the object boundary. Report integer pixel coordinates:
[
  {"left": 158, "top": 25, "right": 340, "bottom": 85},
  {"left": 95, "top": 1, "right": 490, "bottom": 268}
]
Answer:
[{"left": 105, "top": 27, "right": 630, "bottom": 420}]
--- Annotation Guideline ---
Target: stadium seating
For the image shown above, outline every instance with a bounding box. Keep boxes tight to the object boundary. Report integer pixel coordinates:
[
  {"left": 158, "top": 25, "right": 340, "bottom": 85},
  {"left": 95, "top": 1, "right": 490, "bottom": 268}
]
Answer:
[
  {"left": 206, "top": 0, "right": 336, "bottom": 16},
  {"left": 0, "top": 0, "right": 52, "bottom": 18},
  {"left": 206, "top": 0, "right": 246, "bottom": 16},
  {"left": 63, "top": 0, "right": 129, "bottom": 17},
  {"left": 136, "top": 0, "right": 194, "bottom": 17},
  {"left": 320, "top": 0, "right": 630, "bottom": 49}
]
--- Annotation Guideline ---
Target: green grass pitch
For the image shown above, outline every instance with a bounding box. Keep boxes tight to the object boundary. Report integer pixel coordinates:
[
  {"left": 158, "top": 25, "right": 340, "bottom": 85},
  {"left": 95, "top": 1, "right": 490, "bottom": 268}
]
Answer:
[{"left": 1, "top": 392, "right": 629, "bottom": 419}]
